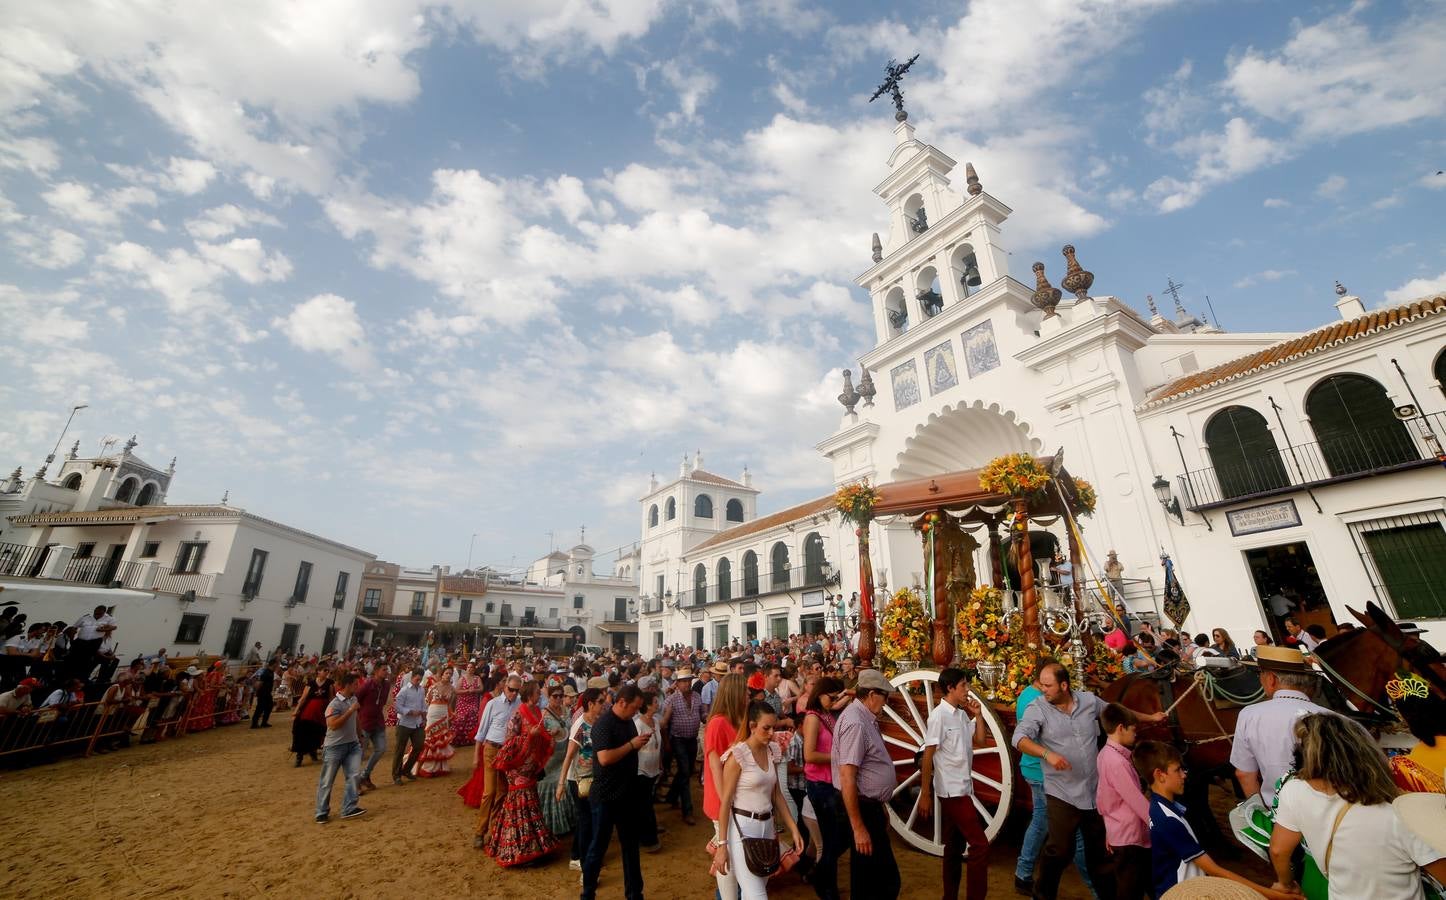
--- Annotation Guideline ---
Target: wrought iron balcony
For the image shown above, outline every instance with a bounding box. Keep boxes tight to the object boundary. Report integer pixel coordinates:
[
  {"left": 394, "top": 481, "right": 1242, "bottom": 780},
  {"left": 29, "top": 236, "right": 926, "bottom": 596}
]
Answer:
[
  {"left": 1176, "top": 412, "right": 1446, "bottom": 511},
  {"left": 674, "top": 565, "right": 835, "bottom": 609},
  {"left": 0, "top": 542, "right": 218, "bottom": 598}
]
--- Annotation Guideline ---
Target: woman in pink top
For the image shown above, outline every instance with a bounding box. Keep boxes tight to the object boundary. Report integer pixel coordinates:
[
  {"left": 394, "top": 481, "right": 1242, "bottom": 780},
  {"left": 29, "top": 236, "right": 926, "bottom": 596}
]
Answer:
[{"left": 802, "top": 676, "right": 848, "bottom": 900}]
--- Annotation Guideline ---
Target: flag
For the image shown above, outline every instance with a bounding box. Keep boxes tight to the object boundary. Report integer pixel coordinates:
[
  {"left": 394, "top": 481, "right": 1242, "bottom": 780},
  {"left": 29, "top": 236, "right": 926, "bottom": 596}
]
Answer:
[{"left": 1162, "top": 554, "right": 1190, "bottom": 630}]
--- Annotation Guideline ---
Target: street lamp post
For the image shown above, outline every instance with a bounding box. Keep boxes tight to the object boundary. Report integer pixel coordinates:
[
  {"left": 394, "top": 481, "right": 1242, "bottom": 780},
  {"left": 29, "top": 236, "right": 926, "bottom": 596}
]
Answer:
[
  {"left": 38, "top": 403, "right": 87, "bottom": 479},
  {"left": 467, "top": 533, "right": 478, "bottom": 571}
]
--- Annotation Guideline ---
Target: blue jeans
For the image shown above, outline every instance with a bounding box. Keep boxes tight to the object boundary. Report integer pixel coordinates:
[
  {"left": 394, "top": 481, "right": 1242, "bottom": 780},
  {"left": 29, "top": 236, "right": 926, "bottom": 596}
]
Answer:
[
  {"left": 361, "top": 727, "right": 387, "bottom": 780},
  {"left": 315, "top": 740, "right": 362, "bottom": 819},
  {"left": 1017, "top": 778, "right": 1096, "bottom": 897}
]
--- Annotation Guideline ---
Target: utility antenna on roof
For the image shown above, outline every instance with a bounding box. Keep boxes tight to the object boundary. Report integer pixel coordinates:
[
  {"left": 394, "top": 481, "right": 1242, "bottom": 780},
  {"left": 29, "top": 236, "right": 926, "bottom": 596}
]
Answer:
[
  {"left": 546, "top": 530, "right": 554, "bottom": 553},
  {"left": 580, "top": 525, "right": 586, "bottom": 544},
  {"left": 1204, "top": 294, "right": 1222, "bottom": 329}
]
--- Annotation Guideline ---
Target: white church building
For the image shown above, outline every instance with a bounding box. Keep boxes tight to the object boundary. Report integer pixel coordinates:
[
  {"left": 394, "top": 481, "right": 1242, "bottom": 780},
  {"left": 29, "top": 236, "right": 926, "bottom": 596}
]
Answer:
[{"left": 809, "top": 112, "right": 1446, "bottom": 647}]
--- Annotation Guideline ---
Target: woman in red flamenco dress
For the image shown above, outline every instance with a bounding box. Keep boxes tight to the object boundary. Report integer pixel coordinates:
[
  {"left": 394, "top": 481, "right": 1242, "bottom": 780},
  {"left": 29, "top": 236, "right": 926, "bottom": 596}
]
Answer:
[{"left": 483, "top": 681, "right": 558, "bottom": 866}]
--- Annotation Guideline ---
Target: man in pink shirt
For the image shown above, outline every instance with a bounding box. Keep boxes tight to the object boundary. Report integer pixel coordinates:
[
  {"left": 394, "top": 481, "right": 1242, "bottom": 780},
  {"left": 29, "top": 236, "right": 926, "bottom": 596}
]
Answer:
[{"left": 1096, "top": 703, "right": 1150, "bottom": 900}]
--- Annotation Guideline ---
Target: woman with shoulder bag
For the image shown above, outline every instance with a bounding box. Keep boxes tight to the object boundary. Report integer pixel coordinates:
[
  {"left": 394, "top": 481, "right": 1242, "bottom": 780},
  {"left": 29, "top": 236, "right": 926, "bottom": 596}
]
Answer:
[
  {"left": 1270, "top": 712, "right": 1446, "bottom": 900},
  {"left": 556, "top": 687, "right": 605, "bottom": 873},
  {"left": 714, "top": 701, "right": 804, "bottom": 899}
]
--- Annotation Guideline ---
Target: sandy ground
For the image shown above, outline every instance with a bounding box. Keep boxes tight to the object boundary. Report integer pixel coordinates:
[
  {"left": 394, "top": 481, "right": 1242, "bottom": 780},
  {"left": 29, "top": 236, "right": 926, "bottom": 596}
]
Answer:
[{"left": 3, "top": 714, "right": 1121, "bottom": 900}]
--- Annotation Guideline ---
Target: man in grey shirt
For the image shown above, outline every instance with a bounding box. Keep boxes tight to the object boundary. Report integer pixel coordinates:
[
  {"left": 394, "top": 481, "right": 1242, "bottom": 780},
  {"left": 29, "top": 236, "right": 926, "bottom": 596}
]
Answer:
[
  {"left": 315, "top": 672, "right": 364, "bottom": 823},
  {"left": 1012, "top": 661, "right": 1163, "bottom": 899}
]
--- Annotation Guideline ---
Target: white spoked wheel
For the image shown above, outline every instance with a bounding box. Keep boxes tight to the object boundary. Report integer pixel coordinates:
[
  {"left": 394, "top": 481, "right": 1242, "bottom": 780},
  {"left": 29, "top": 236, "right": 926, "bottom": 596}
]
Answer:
[{"left": 881, "top": 668, "right": 1015, "bottom": 857}]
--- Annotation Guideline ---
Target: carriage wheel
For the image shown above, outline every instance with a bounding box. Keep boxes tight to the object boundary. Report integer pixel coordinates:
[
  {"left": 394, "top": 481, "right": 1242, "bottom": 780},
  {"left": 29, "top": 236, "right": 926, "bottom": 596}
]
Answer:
[{"left": 881, "top": 668, "right": 1015, "bottom": 857}]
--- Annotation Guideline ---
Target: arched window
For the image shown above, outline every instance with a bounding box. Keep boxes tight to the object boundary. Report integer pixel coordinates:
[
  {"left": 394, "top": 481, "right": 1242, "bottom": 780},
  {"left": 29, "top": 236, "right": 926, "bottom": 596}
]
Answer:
[
  {"left": 770, "top": 542, "right": 790, "bottom": 589},
  {"left": 1435, "top": 348, "right": 1446, "bottom": 399},
  {"left": 803, "top": 532, "right": 826, "bottom": 584},
  {"left": 742, "top": 551, "right": 759, "bottom": 596},
  {"left": 135, "top": 482, "right": 157, "bottom": 505},
  {"left": 717, "top": 558, "right": 732, "bottom": 602},
  {"left": 725, "top": 499, "right": 744, "bottom": 522},
  {"left": 916, "top": 266, "right": 943, "bottom": 319},
  {"left": 884, "top": 286, "right": 908, "bottom": 336},
  {"left": 1305, "top": 374, "right": 1417, "bottom": 476},
  {"left": 665, "top": 497, "right": 676, "bottom": 520},
  {"left": 1204, "top": 406, "right": 1289, "bottom": 500},
  {"left": 693, "top": 563, "right": 707, "bottom": 606},
  {"left": 115, "top": 477, "right": 138, "bottom": 503},
  {"left": 62, "top": 473, "right": 82, "bottom": 490},
  {"left": 649, "top": 504, "right": 659, "bottom": 528},
  {"left": 694, "top": 494, "right": 714, "bottom": 518}
]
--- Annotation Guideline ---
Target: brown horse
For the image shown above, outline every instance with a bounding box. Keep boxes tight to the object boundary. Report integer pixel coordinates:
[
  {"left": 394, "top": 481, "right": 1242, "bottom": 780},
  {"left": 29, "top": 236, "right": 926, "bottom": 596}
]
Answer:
[
  {"left": 1312, "top": 602, "right": 1446, "bottom": 707},
  {"left": 1102, "top": 665, "right": 1249, "bottom": 853}
]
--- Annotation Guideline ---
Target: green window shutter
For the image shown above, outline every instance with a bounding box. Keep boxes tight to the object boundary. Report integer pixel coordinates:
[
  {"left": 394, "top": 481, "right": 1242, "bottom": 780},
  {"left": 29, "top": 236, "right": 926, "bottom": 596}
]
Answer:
[{"left": 1362, "top": 523, "right": 1446, "bottom": 618}]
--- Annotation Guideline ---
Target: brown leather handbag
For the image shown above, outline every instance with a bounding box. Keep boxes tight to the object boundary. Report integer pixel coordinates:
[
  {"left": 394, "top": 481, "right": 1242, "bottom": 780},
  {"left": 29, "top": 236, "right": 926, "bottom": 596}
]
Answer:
[{"left": 731, "top": 810, "right": 781, "bottom": 877}]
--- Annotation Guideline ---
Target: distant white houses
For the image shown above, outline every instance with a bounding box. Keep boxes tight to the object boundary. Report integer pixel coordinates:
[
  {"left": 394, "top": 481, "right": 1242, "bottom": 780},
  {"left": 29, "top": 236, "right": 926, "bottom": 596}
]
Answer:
[{"left": 0, "top": 437, "right": 373, "bottom": 661}]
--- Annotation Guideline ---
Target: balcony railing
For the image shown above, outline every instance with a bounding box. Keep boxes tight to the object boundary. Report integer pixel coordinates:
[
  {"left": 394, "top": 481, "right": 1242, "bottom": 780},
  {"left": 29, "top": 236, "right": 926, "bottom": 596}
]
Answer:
[
  {"left": 153, "top": 566, "right": 218, "bottom": 598},
  {"left": 1177, "top": 412, "right": 1446, "bottom": 510},
  {"left": 0, "top": 543, "right": 216, "bottom": 598},
  {"left": 675, "top": 565, "right": 833, "bottom": 608},
  {"left": 641, "top": 597, "right": 665, "bottom": 615},
  {"left": 477, "top": 612, "right": 563, "bottom": 629},
  {"left": 0, "top": 542, "right": 52, "bottom": 579}
]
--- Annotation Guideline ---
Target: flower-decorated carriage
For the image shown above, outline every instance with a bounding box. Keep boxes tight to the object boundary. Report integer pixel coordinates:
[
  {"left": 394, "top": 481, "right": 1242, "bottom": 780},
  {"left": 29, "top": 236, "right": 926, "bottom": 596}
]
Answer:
[{"left": 835, "top": 452, "right": 1119, "bottom": 855}]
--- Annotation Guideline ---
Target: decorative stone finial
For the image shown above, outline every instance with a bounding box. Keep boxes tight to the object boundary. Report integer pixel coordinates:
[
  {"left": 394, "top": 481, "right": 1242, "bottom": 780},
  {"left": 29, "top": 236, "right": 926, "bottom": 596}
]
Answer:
[
  {"left": 10, "top": 467, "right": 20, "bottom": 479},
  {"left": 857, "top": 368, "right": 877, "bottom": 407},
  {"left": 1060, "top": 244, "right": 1094, "bottom": 301},
  {"left": 838, "top": 369, "right": 861, "bottom": 414},
  {"left": 871, "top": 233, "right": 882, "bottom": 263},
  {"left": 67, "top": 439, "right": 79, "bottom": 460},
  {"left": 122, "top": 434, "right": 137, "bottom": 453},
  {"left": 1334, "top": 280, "right": 1347, "bottom": 297},
  {"left": 1146, "top": 294, "right": 1158, "bottom": 316},
  {"left": 221, "top": 490, "right": 229, "bottom": 505},
  {"left": 965, "top": 162, "right": 982, "bottom": 196},
  {"left": 1030, "top": 262, "right": 1062, "bottom": 318},
  {"left": 166, "top": 456, "right": 176, "bottom": 475},
  {"left": 35, "top": 454, "right": 52, "bottom": 480}
]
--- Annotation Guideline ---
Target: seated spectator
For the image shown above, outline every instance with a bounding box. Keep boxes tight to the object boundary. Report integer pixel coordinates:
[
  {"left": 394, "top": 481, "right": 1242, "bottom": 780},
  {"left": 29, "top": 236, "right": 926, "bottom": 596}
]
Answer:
[
  {"left": 1192, "top": 634, "right": 1220, "bottom": 660},
  {"left": 1125, "top": 635, "right": 1157, "bottom": 673},
  {"left": 43, "top": 678, "right": 85, "bottom": 709},
  {"left": 0, "top": 677, "right": 39, "bottom": 715},
  {"left": 1211, "top": 629, "right": 1240, "bottom": 660},
  {"left": 1248, "top": 630, "right": 1272, "bottom": 659}
]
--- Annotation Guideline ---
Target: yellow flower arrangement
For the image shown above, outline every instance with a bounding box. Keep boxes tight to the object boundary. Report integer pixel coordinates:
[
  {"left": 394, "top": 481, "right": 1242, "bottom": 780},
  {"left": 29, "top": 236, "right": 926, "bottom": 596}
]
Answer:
[
  {"left": 1071, "top": 477, "right": 1098, "bottom": 517},
  {"left": 979, "top": 453, "right": 1052, "bottom": 498},
  {"left": 878, "top": 587, "right": 930, "bottom": 673},
  {"left": 955, "top": 585, "right": 1039, "bottom": 703},
  {"left": 833, "top": 480, "right": 883, "bottom": 525}
]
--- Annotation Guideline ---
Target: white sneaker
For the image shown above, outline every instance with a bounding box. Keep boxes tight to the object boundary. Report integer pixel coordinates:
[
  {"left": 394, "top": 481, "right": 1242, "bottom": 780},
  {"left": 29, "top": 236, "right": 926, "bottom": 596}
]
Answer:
[{"left": 569, "top": 859, "right": 581, "bottom": 871}]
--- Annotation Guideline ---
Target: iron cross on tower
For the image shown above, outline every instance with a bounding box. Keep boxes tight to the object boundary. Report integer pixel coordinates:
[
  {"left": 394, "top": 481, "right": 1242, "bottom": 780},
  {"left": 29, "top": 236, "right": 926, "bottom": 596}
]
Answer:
[
  {"left": 1162, "top": 277, "right": 1186, "bottom": 311},
  {"left": 869, "top": 53, "right": 921, "bottom": 121}
]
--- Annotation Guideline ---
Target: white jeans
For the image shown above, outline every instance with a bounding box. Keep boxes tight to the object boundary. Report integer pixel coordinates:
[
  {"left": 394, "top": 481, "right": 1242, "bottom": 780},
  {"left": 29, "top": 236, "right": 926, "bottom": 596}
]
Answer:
[{"left": 725, "top": 812, "right": 776, "bottom": 900}]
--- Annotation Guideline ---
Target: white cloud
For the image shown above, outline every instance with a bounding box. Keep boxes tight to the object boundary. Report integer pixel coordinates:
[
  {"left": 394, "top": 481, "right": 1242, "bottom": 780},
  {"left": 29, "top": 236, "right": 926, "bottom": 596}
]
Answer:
[
  {"left": 1385, "top": 271, "right": 1446, "bottom": 305},
  {"left": 107, "top": 156, "right": 218, "bottom": 195},
  {"left": 1232, "top": 268, "right": 1296, "bottom": 289},
  {"left": 98, "top": 241, "right": 225, "bottom": 313},
  {"left": 0, "top": 134, "right": 60, "bottom": 175},
  {"left": 273, "top": 293, "right": 371, "bottom": 369},
  {"left": 1371, "top": 193, "right": 1403, "bottom": 211},
  {"left": 12, "top": 227, "right": 86, "bottom": 269},
  {"left": 1315, "top": 174, "right": 1347, "bottom": 199},
  {"left": 184, "top": 204, "right": 283, "bottom": 240},
  {"left": 659, "top": 60, "right": 718, "bottom": 122},
  {"left": 1145, "top": 118, "right": 1288, "bottom": 212},
  {"left": 1421, "top": 171, "right": 1446, "bottom": 190},
  {"left": 1262, "top": 197, "right": 1290, "bottom": 208},
  {"left": 41, "top": 181, "right": 157, "bottom": 226},
  {"left": 196, "top": 238, "right": 293, "bottom": 284},
  {"left": 0, "top": 284, "right": 89, "bottom": 345}
]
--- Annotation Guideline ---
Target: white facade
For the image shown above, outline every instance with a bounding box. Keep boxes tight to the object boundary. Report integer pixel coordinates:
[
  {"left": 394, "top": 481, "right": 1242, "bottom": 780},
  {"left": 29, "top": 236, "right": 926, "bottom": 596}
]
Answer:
[
  {"left": 1, "top": 440, "right": 373, "bottom": 660},
  {"left": 804, "top": 115, "right": 1446, "bottom": 650},
  {"left": 521, "top": 543, "right": 641, "bottom": 650}
]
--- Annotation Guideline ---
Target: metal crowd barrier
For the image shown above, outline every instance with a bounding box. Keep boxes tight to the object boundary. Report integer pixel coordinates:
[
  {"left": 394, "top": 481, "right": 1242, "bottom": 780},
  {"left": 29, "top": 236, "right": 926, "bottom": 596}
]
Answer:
[{"left": 0, "top": 686, "right": 238, "bottom": 766}]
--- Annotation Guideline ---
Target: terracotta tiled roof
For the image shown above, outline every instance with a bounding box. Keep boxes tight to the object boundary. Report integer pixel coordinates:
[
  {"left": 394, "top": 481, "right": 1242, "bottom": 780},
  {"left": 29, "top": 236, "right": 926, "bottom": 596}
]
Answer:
[
  {"left": 689, "top": 494, "right": 834, "bottom": 554},
  {"left": 1142, "top": 296, "right": 1446, "bottom": 408},
  {"left": 440, "top": 576, "right": 489, "bottom": 595},
  {"left": 688, "top": 469, "right": 750, "bottom": 489}
]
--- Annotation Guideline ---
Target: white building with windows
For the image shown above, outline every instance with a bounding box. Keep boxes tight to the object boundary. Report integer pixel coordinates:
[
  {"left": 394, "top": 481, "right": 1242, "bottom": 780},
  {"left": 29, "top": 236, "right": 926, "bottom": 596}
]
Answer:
[
  {"left": 0, "top": 438, "right": 373, "bottom": 660},
  {"left": 791, "top": 112, "right": 1446, "bottom": 650},
  {"left": 520, "top": 543, "right": 641, "bottom": 652},
  {"left": 637, "top": 452, "right": 843, "bottom": 656}
]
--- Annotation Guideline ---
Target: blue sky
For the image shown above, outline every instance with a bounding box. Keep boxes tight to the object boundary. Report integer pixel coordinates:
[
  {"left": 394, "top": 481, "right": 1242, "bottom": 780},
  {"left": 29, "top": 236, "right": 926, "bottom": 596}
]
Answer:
[{"left": 3, "top": 0, "right": 1444, "bottom": 574}]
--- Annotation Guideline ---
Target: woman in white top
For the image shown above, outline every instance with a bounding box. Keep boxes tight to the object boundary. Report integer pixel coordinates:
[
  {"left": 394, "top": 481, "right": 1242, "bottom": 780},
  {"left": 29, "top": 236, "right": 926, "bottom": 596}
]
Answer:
[
  {"left": 1270, "top": 713, "right": 1446, "bottom": 900},
  {"left": 634, "top": 691, "right": 663, "bottom": 852},
  {"left": 713, "top": 701, "right": 804, "bottom": 900}
]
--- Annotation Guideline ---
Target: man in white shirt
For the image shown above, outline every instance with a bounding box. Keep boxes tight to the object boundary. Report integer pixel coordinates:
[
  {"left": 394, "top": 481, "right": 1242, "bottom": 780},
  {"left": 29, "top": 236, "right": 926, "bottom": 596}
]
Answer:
[
  {"left": 1231, "top": 646, "right": 1328, "bottom": 806},
  {"left": 471, "top": 675, "right": 521, "bottom": 848},
  {"left": 918, "top": 667, "right": 990, "bottom": 900},
  {"left": 67, "top": 605, "right": 116, "bottom": 681}
]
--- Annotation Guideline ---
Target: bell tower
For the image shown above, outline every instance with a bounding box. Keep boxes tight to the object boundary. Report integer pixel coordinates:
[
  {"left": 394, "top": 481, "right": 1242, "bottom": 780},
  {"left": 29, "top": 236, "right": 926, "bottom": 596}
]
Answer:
[{"left": 858, "top": 118, "right": 1014, "bottom": 347}]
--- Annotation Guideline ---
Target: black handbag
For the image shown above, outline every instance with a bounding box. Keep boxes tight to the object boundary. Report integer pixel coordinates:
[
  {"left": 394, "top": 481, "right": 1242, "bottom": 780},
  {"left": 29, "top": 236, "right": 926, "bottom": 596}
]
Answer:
[{"left": 731, "top": 810, "right": 781, "bottom": 877}]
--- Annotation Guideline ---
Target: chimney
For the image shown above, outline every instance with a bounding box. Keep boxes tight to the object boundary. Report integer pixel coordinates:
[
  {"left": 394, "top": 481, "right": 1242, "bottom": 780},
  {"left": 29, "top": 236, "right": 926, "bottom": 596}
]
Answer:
[
  {"left": 1333, "top": 281, "right": 1366, "bottom": 320},
  {"left": 693, "top": 449, "right": 704, "bottom": 472},
  {"left": 741, "top": 465, "right": 753, "bottom": 488}
]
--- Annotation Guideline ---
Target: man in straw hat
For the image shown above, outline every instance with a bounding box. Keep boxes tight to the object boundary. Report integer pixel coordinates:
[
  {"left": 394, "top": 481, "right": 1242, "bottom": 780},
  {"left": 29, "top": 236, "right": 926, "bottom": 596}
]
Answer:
[
  {"left": 658, "top": 667, "right": 699, "bottom": 820},
  {"left": 1232, "top": 645, "right": 1328, "bottom": 807}
]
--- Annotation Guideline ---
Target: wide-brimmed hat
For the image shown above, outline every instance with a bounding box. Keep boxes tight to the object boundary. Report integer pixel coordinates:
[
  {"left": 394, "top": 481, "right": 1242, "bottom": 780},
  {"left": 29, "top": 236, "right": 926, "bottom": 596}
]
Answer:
[
  {"left": 673, "top": 668, "right": 694, "bottom": 680},
  {"left": 1394, "top": 775, "right": 1446, "bottom": 858},
  {"left": 709, "top": 661, "right": 729, "bottom": 677},
  {"left": 855, "top": 668, "right": 896, "bottom": 694},
  {"left": 1161, "top": 877, "right": 1261, "bottom": 899},
  {"left": 1241, "top": 645, "right": 1311, "bottom": 673},
  {"left": 586, "top": 675, "right": 609, "bottom": 690}
]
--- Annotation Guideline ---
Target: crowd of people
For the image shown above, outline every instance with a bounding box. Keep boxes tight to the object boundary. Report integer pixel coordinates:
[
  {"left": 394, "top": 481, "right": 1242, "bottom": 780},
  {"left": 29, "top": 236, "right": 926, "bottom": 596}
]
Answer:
[
  {"left": 277, "top": 626, "right": 1443, "bottom": 900},
  {"left": 5, "top": 599, "right": 1443, "bottom": 900}
]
